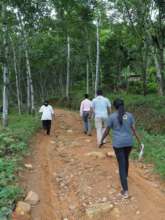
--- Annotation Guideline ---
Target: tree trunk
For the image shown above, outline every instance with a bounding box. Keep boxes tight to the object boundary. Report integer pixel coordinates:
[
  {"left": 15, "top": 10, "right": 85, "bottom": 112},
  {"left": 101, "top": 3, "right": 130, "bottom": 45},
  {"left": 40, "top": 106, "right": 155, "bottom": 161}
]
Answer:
[
  {"left": 11, "top": 37, "right": 21, "bottom": 114},
  {"left": 153, "top": 51, "right": 164, "bottom": 96},
  {"left": 17, "top": 11, "right": 35, "bottom": 113},
  {"left": 66, "top": 35, "right": 70, "bottom": 99},
  {"left": 59, "top": 73, "right": 65, "bottom": 96},
  {"left": 95, "top": 18, "right": 100, "bottom": 96},
  {"left": 2, "top": 5, "right": 9, "bottom": 127},
  {"left": 146, "top": 29, "right": 164, "bottom": 96},
  {"left": 142, "top": 42, "right": 149, "bottom": 96},
  {"left": 25, "top": 48, "right": 35, "bottom": 113},
  {"left": 86, "top": 59, "right": 89, "bottom": 94}
]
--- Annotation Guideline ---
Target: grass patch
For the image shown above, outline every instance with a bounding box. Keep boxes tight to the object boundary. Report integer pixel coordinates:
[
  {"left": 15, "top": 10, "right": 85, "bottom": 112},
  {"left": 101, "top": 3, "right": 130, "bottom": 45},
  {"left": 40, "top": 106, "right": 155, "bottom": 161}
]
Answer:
[
  {"left": 0, "top": 114, "right": 40, "bottom": 219},
  {"left": 131, "top": 130, "right": 165, "bottom": 178}
]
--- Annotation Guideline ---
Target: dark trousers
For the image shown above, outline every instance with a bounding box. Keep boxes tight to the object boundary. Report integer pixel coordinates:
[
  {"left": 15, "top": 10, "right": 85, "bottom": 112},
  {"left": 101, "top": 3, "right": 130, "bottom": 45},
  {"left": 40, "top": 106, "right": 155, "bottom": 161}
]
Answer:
[
  {"left": 82, "top": 111, "right": 91, "bottom": 134},
  {"left": 42, "top": 120, "right": 51, "bottom": 135},
  {"left": 114, "top": 147, "right": 132, "bottom": 191}
]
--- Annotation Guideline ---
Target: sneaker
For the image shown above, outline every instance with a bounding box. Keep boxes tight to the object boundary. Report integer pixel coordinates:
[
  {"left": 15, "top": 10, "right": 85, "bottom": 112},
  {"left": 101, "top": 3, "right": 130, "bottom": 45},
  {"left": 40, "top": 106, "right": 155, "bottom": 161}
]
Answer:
[{"left": 120, "top": 190, "right": 129, "bottom": 199}]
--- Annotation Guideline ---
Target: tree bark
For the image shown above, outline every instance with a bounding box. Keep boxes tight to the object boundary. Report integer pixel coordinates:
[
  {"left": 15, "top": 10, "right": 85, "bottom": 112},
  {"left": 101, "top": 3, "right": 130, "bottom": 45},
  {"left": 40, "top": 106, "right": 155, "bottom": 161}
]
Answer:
[
  {"left": 142, "top": 41, "right": 149, "bottom": 96},
  {"left": 153, "top": 51, "right": 164, "bottom": 96},
  {"left": 17, "top": 11, "right": 35, "bottom": 113},
  {"left": 95, "top": 18, "right": 100, "bottom": 96},
  {"left": 66, "top": 35, "right": 70, "bottom": 99},
  {"left": 86, "top": 59, "right": 89, "bottom": 94},
  {"left": 10, "top": 37, "right": 21, "bottom": 114},
  {"left": 2, "top": 4, "right": 9, "bottom": 127}
]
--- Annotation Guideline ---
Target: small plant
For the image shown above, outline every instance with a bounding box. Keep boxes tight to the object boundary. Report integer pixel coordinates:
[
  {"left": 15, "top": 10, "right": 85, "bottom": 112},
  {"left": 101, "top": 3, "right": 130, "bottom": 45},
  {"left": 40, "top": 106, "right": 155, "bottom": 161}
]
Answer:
[{"left": 0, "top": 114, "right": 40, "bottom": 218}]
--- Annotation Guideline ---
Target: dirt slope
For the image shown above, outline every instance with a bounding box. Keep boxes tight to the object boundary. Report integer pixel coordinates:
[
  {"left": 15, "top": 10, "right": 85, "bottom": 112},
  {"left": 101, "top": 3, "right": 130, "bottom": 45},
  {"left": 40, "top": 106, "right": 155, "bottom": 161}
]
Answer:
[{"left": 21, "top": 109, "right": 165, "bottom": 220}]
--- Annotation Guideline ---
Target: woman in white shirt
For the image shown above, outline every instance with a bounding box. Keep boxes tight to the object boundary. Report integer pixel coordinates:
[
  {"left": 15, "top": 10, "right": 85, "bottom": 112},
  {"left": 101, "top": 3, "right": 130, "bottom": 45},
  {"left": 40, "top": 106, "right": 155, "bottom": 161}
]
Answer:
[{"left": 39, "top": 101, "right": 54, "bottom": 135}]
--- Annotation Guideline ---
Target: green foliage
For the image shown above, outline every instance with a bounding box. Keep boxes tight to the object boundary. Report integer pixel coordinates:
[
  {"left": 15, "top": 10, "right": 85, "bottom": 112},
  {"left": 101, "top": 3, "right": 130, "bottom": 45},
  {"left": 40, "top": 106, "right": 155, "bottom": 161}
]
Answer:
[
  {"left": 147, "top": 82, "right": 157, "bottom": 93},
  {"left": 0, "top": 114, "right": 39, "bottom": 218},
  {"left": 132, "top": 130, "right": 165, "bottom": 179}
]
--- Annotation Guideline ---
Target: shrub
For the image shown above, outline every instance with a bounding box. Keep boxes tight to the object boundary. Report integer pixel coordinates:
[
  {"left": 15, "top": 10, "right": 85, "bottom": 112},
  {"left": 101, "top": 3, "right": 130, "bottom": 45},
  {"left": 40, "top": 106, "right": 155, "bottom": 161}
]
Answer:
[{"left": 0, "top": 114, "right": 40, "bottom": 219}]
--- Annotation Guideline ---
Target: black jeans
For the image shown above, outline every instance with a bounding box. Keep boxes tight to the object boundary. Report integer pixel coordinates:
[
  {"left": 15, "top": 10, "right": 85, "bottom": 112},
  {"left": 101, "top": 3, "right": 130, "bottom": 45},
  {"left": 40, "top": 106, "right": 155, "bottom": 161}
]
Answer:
[
  {"left": 114, "top": 147, "right": 132, "bottom": 191},
  {"left": 42, "top": 120, "right": 51, "bottom": 135}
]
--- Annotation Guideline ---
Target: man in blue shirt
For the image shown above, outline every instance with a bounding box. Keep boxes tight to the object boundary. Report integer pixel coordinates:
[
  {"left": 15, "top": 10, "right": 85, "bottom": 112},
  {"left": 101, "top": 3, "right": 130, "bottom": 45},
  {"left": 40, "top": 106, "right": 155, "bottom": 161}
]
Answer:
[{"left": 92, "top": 90, "right": 111, "bottom": 146}]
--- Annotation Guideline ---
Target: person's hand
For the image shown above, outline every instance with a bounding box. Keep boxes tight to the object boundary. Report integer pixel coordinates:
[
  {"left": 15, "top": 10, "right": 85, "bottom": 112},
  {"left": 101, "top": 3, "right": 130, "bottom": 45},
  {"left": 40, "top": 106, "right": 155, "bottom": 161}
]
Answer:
[{"left": 98, "top": 141, "right": 104, "bottom": 148}]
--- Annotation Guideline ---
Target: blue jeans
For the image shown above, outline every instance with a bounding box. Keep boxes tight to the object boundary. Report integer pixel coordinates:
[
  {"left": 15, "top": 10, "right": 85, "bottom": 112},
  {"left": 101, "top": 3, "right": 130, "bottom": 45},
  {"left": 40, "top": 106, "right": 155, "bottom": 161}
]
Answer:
[
  {"left": 114, "top": 147, "right": 132, "bottom": 191},
  {"left": 82, "top": 111, "right": 91, "bottom": 134}
]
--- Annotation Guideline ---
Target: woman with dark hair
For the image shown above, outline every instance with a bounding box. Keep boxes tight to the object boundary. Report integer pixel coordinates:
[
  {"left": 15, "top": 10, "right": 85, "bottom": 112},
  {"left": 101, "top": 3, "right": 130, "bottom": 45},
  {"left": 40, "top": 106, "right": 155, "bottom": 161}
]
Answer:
[
  {"left": 99, "top": 98, "right": 140, "bottom": 199},
  {"left": 39, "top": 100, "right": 54, "bottom": 135}
]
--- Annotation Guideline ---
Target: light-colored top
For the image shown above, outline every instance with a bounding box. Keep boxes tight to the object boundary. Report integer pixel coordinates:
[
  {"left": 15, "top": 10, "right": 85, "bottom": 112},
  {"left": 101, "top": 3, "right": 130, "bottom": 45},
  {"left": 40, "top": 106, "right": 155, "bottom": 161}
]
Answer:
[
  {"left": 80, "top": 99, "right": 92, "bottom": 116},
  {"left": 39, "top": 105, "right": 54, "bottom": 120},
  {"left": 107, "top": 112, "right": 135, "bottom": 148},
  {"left": 92, "top": 95, "right": 111, "bottom": 118}
]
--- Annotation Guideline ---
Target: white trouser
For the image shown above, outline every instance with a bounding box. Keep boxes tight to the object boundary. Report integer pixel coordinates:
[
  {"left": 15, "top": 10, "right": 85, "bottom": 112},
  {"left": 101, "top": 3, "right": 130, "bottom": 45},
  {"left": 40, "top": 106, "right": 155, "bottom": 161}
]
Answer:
[{"left": 95, "top": 117, "right": 108, "bottom": 145}]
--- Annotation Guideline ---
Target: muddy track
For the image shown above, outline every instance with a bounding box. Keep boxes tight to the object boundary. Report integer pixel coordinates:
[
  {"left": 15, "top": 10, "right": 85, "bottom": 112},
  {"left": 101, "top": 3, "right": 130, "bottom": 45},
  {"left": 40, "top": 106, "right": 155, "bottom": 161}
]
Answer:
[{"left": 22, "top": 109, "right": 165, "bottom": 220}]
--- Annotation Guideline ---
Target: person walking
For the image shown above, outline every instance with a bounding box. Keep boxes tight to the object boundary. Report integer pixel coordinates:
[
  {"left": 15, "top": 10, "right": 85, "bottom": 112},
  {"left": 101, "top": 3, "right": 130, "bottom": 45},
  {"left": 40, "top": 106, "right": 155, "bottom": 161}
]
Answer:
[
  {"left": 92, "top": 89, "right": 111, "bottom": 146},
  {"left": 39, "top": 100, "right": 54, "bottom": 135},
  {"left": 99, "top": 98, "right": 141, "bottom": 199},
  {"left": 80, "top": 94, "right": 92, "bottom": 135}
]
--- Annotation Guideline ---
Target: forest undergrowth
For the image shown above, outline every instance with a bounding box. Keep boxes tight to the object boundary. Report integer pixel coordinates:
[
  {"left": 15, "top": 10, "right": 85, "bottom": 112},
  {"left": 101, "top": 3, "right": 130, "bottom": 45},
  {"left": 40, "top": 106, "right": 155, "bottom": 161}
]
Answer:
[{"left": 0, "top": 114, "right": 39, "bottom": 218}]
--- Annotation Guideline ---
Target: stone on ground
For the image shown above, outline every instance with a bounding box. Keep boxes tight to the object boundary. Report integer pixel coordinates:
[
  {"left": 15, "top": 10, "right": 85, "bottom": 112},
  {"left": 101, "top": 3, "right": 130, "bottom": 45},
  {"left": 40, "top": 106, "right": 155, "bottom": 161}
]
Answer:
[
  {"left": 86, "top": 202, "right": 114, "bottom": 218},
  {"left": 12, "top": 212, "right": 31, "bottom": 220},
  {"left": 24, "top": 164, "right": 33, "bottom": 169},
  {"left": 25, "top": 191, "right": 40, "bottom": 205},
  {"left": 15, "top": 201, "right": 31, "bottom": 215},
  {"left": 86, "top": 151, "right": 106, "bottom": 159}
]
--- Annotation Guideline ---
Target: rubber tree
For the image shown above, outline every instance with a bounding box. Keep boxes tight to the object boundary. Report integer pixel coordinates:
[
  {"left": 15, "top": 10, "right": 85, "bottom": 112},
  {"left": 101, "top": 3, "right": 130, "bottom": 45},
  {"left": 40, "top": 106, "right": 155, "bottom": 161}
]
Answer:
[
  {"left": 95, "top": 16, "right": 100, "bottom": 96},
  {"left": 17, "top": 11, "right": 35, "bottom": 113},
  {"left": 2, "top": 3, "right": 9, "bottom": 127},
  {"left": 66, "top": 35, "right": 70, "bottom": 99},
  {"left": 10, "top": 35, "right": 21, "bottom": 114}
]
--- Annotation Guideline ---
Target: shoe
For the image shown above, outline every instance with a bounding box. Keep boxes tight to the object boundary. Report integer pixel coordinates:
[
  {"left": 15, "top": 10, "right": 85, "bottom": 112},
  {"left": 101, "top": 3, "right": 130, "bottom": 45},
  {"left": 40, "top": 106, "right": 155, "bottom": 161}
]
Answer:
[{"left": 120, "top": 190, "right": 129, "bottom": 199}]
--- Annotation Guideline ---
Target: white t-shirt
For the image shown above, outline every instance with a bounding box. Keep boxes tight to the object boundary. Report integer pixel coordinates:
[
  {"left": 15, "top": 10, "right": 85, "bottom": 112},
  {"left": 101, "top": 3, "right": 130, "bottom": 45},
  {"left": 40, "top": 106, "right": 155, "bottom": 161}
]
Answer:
[
  {"left": 39, "top": 105, "right": 54, "bottom": 120},
  {"left": 92, "top": 95, "right": 111, "bottom": 118},
  {"left": 80, "top": 98, "right": 92, "bottom": 116}
]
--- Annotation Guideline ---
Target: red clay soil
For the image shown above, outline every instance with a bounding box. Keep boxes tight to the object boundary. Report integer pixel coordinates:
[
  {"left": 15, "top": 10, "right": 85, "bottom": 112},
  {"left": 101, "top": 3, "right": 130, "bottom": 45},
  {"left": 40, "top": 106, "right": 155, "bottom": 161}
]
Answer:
[{"left": 17, "top": 109, "right": 165, "bottom": 220}]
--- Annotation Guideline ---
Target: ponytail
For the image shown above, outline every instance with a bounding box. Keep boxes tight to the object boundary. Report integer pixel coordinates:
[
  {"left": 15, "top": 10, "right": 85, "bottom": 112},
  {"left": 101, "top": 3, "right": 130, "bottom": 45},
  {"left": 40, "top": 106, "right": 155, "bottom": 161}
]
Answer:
[
  {"left": 113, "top": 99, "right": 125, "bottom": 125},
  {"left": 118, "top": 104, "right": 125, "bottom": 125}
]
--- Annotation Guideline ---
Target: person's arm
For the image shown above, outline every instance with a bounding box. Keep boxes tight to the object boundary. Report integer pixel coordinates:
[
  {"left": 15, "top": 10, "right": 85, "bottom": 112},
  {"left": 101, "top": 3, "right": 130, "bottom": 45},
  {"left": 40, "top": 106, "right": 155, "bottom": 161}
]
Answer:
[
  {"left": 39, "top": 106, "right": 43, "bottom": 113},
  {"left": 107, "top": 99, "right": 111, "bottom": 115},
  {"left": 90, "top": 100, "right": 95, "bottom": 118},
  {"left": 131, "top": 125, "right": 141, "bottom": 146},
  {"left": 131, "top": 125, "right": 144, "bottom": 159},
  {"left": 80, "top": 101, "right": 83, "bottom": 117},
  {"left": 107, "top": 106, "right": 111, "bottom": 115},
  {"left": 99, "top": 127, "right": 110, "bottom": 148},
  {"left": 89, "top": 101, "right": 93, "bottom": 119}
]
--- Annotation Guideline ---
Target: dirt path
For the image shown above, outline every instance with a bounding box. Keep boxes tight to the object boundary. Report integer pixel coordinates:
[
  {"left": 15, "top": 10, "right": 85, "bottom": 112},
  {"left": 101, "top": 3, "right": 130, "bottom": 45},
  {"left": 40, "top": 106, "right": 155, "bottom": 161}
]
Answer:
[{"left": 22, "top": 109, "right": 165, "bottom": 220}]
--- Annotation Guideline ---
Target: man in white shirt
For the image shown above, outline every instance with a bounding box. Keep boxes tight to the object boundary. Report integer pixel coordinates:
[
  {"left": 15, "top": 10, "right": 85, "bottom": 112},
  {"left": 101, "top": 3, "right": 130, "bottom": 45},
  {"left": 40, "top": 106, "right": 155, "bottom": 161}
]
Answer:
[
  {"left": 92, "top": 90, "right": 111, "bottom": 146},
  {"left": 80, "top": 94, "right": 92, "bottom": 135},
  {"left": 39, "top": 100, "right": 54, "bottom": 135}
]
